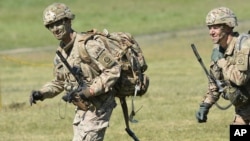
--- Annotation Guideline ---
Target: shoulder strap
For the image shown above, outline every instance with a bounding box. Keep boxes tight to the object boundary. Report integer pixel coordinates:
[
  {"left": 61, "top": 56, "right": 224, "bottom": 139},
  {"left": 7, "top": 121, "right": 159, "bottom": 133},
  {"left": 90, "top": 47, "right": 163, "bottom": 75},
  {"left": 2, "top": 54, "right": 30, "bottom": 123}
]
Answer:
[
  {"left": 75, "top": 30, "right": 101, "bottom": 73},
  {"left": 76, "top": 30, "right": 96, "bottom": 63},
  {"left": 235, "top": 33, "right": 250, "bottom": 51}
]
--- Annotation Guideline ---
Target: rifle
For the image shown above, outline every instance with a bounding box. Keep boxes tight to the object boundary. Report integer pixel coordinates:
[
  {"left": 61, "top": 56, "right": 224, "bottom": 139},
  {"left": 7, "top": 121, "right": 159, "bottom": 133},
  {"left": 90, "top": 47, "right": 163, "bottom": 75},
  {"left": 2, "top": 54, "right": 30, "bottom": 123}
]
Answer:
[
  {"left": 56, "top": 50, "right": 89, "bottom": 104},
  {"left": 191, "top": 44, "right": 233, "bottom": 110},
  {"left": 191, "top": 44, "right": 225, "bottom": 92}
]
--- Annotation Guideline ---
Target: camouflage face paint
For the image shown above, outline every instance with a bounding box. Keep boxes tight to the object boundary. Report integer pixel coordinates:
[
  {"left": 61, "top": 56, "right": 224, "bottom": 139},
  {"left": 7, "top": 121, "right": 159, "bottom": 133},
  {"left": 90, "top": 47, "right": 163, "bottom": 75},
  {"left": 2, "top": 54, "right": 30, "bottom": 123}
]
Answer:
[{"left": 47, "top": 19, "right": 69, "bottom": 40}]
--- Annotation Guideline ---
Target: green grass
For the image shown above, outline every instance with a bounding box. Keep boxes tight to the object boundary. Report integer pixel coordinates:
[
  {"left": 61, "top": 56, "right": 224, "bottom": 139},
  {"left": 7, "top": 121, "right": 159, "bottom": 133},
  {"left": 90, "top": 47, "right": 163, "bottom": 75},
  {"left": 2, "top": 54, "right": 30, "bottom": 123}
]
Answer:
[
  {"left": 1, "top": 0, "right": 250, "bottom": 50},
  {"left": 0, "top": 31, "right": 237, "bottom": 141},
  {"left": 1, "top": 0, "right": 249, "bottom": 141}
]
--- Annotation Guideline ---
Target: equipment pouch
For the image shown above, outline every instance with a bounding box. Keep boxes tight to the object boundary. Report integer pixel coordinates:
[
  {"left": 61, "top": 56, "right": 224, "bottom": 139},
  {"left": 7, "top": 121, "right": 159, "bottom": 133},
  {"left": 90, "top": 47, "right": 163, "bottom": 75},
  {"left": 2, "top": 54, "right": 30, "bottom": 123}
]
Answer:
[
  {"left": 115, "top": 73, "right": 149, "bottom": 97},
  {"left": 226, "top": 86, "right": 248, "bottom": 106},
  {"left": 236, "top": 47, "right": 250, "bottom": 71}
]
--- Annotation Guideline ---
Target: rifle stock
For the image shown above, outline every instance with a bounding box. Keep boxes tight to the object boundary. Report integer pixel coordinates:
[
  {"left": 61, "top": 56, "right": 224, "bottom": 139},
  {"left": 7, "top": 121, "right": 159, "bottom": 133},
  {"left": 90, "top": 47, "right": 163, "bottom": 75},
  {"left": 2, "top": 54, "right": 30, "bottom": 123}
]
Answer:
[{"left": 191, "top": 44, "right": 225, "bottom": 93}]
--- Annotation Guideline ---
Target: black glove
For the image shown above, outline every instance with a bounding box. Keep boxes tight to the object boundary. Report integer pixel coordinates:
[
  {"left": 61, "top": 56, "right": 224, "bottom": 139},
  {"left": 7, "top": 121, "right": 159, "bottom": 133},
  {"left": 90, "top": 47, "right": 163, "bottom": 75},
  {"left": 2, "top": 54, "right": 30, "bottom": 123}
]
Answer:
[
  {"left": 62, "top": 93, "right": 71, "bottom": 102},
  {"left": 30, "top": 90, "right": 43, "bottom": 106},
  {"left": 196, "top": 103, "right": 212, "bottom": 123}
]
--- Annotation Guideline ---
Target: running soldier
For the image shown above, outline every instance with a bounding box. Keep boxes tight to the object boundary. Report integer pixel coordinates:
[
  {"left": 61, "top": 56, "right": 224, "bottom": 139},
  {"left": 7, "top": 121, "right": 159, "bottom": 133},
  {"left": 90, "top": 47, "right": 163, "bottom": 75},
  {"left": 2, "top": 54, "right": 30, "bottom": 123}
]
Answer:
[{"left": 30, "top": 3, "right": 120, "bottom": 141}]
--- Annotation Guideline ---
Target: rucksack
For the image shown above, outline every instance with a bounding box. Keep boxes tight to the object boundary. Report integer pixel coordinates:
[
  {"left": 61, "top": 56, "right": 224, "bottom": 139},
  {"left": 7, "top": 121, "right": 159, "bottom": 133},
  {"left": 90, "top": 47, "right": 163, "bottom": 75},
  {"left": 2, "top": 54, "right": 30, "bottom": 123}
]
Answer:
[
  {"left": 76, "top": 29, "right": 149, "bottom": 140},
  {"left": 77, "top": 29, "right": 150, "bottom": 98}
]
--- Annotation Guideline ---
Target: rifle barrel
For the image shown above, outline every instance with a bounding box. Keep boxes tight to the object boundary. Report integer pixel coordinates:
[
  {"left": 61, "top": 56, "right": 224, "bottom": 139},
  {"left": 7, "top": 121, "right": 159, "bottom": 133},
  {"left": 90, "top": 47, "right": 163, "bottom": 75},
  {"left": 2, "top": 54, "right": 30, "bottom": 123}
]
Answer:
[
  {"left": 191, "top": 44, "right": 225, "bottom": 93},
  {"left": 191, "top": 44, "right": 210, "bottom": 78},
  {"left": 191, "top": 44, "right": 202, "bottom": 62}
]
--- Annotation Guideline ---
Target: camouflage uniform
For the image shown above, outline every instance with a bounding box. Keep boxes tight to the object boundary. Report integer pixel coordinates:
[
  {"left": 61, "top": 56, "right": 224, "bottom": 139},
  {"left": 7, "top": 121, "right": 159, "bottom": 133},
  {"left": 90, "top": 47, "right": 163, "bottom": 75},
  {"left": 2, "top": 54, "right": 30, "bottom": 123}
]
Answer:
[
  {"left": 203, "top": 36, "right": 250, "bottom": 124},
  {"left": 196, "top": 7, "right": 250, "bottom": 125},
  {"left": 30, "top": 3, "right": 120, "bottom": 141}
]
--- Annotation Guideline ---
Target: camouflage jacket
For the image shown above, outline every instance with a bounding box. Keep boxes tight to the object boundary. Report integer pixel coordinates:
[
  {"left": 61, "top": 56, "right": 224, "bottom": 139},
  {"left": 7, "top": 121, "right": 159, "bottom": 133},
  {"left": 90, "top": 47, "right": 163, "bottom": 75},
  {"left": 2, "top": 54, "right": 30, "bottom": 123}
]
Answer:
[
  {"left": 203, "top": 33, "right": 250, "bottom": 105},
  {"left": 39, "top": 32, "right": 121, "bottom": 108}
]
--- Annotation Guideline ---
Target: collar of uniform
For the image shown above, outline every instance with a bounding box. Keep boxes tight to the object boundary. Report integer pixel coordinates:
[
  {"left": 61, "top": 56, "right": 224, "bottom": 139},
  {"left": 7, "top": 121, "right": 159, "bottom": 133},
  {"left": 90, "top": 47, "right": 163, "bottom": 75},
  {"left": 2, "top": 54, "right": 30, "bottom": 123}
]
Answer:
[
  {"left": 60, "top": 32, "right": 77, "bottom": 53},
  {"left": 224, "top": 36, "right": 238, "bottom": 56}
]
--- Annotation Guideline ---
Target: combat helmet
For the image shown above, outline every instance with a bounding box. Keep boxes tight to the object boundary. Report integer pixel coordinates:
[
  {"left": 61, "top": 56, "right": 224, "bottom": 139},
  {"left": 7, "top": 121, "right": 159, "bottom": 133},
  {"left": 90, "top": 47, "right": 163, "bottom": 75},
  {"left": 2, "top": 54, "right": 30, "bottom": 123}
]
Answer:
[
  {"left": 206, "top": 7, "right": 237, "bottom": 28},
  {"left": 43, "top": 3, "right": 75, "bottom": 26}
]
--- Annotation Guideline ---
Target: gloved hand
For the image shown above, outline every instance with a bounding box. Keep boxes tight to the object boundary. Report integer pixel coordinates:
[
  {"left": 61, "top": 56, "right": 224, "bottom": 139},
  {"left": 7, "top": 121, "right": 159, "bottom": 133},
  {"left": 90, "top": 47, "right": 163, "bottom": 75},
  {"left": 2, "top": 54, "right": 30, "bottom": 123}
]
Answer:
[
  {"left": 217, "top": 58, "right": 227, "bottom": 69},
  {"left": 196, "top": 103, "right": 212, "bottom": 123},
  {"left": 77, "top": 87, "right": 93, "bottom": 99},
  {"left": 30, "top": 90, "right": 43, "bottom": 106}
]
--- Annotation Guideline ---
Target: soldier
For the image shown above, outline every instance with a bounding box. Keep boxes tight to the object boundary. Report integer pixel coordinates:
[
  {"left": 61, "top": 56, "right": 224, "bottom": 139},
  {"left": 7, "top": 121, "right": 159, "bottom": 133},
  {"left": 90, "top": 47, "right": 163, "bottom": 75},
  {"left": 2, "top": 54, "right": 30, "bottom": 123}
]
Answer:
[
  {"left": 195, "top": 7, "right": 250, "bottom": 125},
  {"left": 30, "top": 3, "right": 120, "bottom": 141}
]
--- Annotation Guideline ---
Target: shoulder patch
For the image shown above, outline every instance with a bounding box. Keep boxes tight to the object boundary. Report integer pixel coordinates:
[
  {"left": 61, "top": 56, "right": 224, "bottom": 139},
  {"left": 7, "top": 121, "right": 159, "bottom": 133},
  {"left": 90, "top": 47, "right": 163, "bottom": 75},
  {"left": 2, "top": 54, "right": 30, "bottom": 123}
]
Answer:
[
  {"left": 97, "top": 48, "right": 116, "bottom": 68},
  {"left": 85, "top": 39, "right": 116, "bottom": 68}
]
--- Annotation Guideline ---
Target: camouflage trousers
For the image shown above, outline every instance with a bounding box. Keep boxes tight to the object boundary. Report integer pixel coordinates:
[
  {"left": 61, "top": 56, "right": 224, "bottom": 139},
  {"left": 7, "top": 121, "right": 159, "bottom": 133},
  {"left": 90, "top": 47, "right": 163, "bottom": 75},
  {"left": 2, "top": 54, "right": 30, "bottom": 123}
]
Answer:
[
  {"left": 72, "top": 105, "right": 114, "bottom": 141},
  {"left": 231, "top": 102, "right": 250, "bottom": 125}
]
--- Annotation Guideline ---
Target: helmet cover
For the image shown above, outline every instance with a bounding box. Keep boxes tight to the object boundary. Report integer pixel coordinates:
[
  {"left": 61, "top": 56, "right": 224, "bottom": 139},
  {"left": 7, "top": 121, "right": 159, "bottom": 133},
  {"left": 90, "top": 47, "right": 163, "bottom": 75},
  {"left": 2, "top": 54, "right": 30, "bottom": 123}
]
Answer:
[
  {"left": 43, "top": 3, "right": 75, "bottom": 26},
  {"left": 206, "top": 7, "right": 237, "bottom": 27}
]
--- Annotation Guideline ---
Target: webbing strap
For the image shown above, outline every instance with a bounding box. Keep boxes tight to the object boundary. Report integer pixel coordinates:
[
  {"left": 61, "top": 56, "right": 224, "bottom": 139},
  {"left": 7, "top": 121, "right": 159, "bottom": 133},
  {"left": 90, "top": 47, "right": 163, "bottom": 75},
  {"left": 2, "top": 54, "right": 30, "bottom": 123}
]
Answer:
[
  {"left": 76, "top": 33, "right": 101, "bottom": 73},
  {"left": 119, "top": 97, "right": 140, "bottom": 141},
  {"left": 235, "top": 33, "right": 249, "bottom": 51}
]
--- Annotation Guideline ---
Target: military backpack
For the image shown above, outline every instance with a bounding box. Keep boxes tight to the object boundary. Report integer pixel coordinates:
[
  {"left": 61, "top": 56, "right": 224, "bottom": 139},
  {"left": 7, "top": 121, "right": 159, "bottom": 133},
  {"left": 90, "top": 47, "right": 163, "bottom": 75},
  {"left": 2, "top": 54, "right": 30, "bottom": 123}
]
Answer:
[
  {"left": 75, "top": 29, "right": 149, "bottom": 140},
  {"left": 77, "top": 29, "right": 149, "bottom": 98}
]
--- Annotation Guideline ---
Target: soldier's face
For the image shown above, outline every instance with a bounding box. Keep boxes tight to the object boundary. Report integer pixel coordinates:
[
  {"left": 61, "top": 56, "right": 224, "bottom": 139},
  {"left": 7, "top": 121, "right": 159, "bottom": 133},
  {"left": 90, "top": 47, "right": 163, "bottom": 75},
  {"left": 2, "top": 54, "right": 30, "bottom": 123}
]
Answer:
[
  {"left": 208, "top": 24, "right": 227, "bottom": 44},
  {"left": 46, "top": 19, "right": 71, "bottom": 40}
]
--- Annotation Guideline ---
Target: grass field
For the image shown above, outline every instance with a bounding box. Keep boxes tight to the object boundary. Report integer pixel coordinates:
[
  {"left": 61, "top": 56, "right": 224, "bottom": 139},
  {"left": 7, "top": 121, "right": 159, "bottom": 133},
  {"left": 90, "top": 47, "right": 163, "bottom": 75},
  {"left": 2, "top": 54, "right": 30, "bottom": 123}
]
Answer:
[{"left": 1, "top": 0, "right": 250, "bottom": 141}]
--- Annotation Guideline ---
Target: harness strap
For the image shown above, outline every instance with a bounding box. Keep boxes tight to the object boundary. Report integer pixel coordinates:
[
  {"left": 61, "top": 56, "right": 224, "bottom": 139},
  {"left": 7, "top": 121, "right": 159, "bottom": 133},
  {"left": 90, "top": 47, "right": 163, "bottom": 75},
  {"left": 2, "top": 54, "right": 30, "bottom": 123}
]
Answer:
[
  {"left": 235, "top": 33, "right": 249, "bottom": 51},
  {"left": 77, "top": 33, "right": 101, "bottom": 73},
  {"left": 119, "top": 97, "right": 140, "bottom": 141}
]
